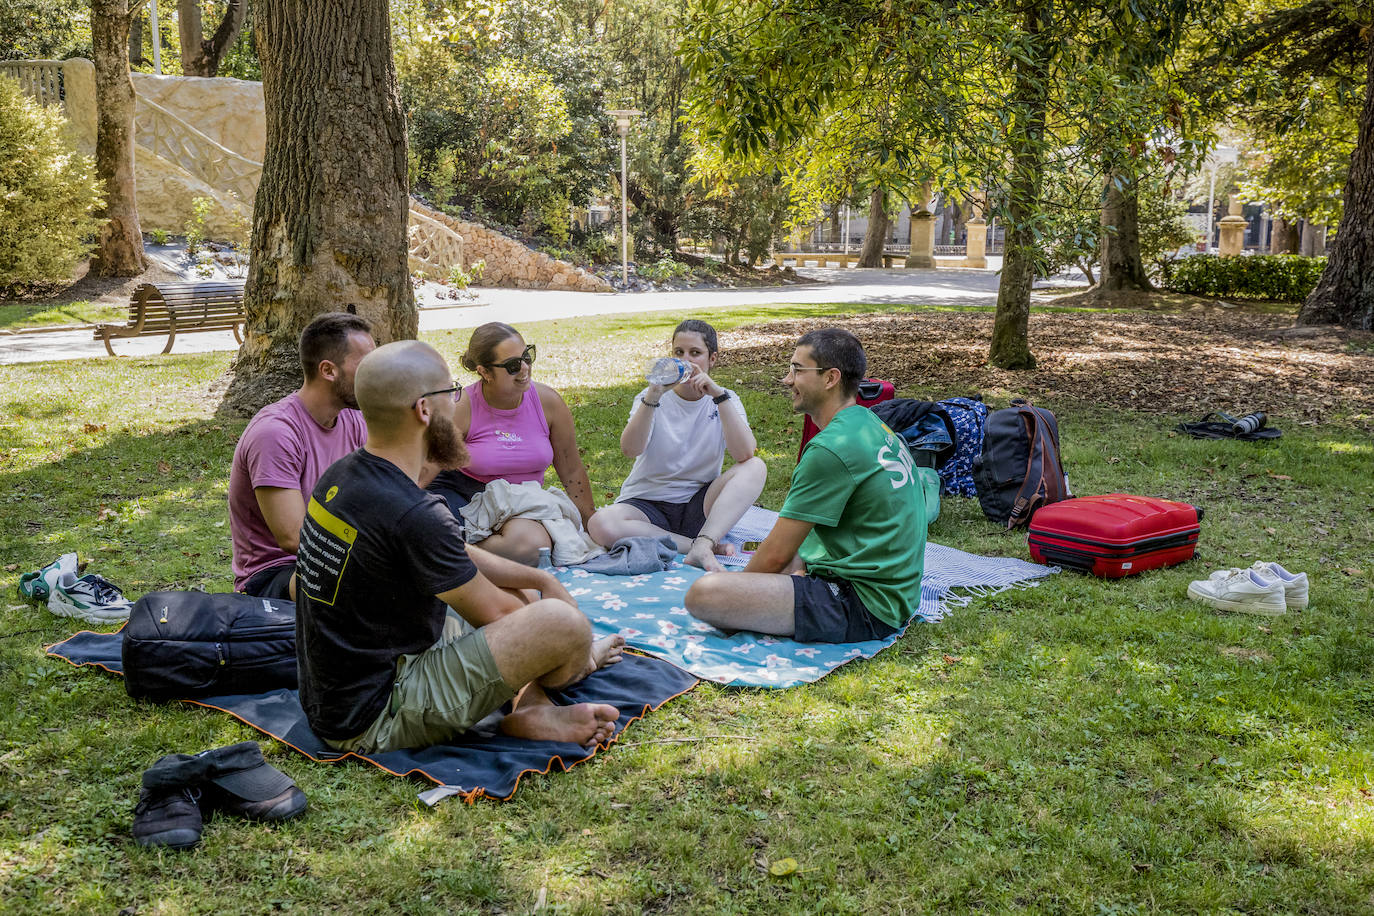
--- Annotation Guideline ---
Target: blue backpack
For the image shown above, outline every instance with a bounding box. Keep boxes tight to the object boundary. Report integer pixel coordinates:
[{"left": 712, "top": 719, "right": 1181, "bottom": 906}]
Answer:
[{"left": 936, "top": 397, "right": 988, "bottom": 498}]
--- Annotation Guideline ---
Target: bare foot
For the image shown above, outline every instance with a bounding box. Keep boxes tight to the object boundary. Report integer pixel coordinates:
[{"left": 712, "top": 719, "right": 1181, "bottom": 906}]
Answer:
[
  {"left": 501, "top": 689, "right": 619, "bottom": 747},
  {"left": 684, "top": 539, "right": 725, "bottom": 573},
  {"left": 590, "top": 634, "right": 625, "bottom": 672},
  {"left": 718, "top": 541, "right": 737, "bottom": 557}
]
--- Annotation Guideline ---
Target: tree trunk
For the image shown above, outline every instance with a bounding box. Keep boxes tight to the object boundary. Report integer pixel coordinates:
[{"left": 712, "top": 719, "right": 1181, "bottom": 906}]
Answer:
[
  {"left": 1269, "top": 217, "right": 1300, "bottom": 253},
  {"left": 1098, "top": 168, "right": 1151, "bottom": 291},
  {"left": 989, "top": 2, "right": 1049, "bottom": 370},
  {"left": 1299, "top": 34, "right": 1374, "bottom": 330},
  {"left": 222, "top": 0, "right": 416, "bottom": 416},
  {"left": 856, "top": 187, "right": 888, "bottom": 267},
  {"left": 830, "top": 204, "right": 841, "bottom": 244},
  {"left": 91, "top": 0, "right": 148, "bottom": 278},
  {"left": 179, "top": 0, "right": 247, "bottom": 77}
]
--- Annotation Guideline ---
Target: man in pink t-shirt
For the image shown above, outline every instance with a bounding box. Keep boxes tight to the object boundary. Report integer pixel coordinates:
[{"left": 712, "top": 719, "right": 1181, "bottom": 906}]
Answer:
[{"left": 229, "top": 313, "right": 376, "bottom": 598}]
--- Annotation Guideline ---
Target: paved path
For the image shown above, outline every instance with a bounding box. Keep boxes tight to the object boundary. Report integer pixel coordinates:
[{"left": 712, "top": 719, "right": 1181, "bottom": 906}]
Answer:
[{"left": 0, "top": 266, "right": 1009, "bottom": 366}]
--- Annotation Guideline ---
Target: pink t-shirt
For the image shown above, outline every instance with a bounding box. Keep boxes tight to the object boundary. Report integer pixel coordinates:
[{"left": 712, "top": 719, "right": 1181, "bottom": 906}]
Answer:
[
  {"left": 461, "top": 381, "right": 553, "bottom": 485},
  {"left": 228, "top": 392, "right": 367, "bottom": 589}
]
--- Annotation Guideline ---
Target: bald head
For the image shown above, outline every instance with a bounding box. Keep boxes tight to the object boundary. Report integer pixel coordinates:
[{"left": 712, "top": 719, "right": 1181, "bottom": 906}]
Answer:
[{"left": 355, "top": 340, "right": 452, "bottom": 434}]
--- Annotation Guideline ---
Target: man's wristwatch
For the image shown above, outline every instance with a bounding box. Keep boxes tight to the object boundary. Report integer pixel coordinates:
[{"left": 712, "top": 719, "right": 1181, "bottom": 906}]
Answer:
[{"left": 711, "top": 392, "right": 731, "bottom": 404}]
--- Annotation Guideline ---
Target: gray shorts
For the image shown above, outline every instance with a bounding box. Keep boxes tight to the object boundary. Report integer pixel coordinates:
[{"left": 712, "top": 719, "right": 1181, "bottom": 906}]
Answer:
[{"left": 326, "top": 612, "right": 515, "bottom": 754}]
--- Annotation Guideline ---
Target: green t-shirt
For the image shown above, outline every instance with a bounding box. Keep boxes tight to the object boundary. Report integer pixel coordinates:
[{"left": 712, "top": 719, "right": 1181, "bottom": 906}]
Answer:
[{"left": 780, "top": 405, "right": 927, "bottom": 629}]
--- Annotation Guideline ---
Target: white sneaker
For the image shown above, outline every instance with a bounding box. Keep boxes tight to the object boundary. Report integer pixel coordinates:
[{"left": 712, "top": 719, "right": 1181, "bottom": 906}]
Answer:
[
  {"left": 1251, "top": 561, "right": 1308, "bottom": 610},
  {"left": 1188, "top": 568, "right": 1286, "bottom": 616},
  {"left": 48, "top": 571, "right": 132, "bottom": 625},
  {"left": 1207, "top": 562, "right": 1310, "bottom": 610},
  {"left": 18, "top": 552, "right": 78, "bottom": 602}
]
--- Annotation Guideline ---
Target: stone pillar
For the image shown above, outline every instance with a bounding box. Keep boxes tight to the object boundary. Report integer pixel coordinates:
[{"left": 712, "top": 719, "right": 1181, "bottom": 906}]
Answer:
[
  {"left": 964, "top": 217, "right": 987, "bottom": 268},
  {"left": 60, "top": 58, "right": 98, "bottom": 152},
  {"left": 905, "top": 210, "right": 935, "bottom": 268},
  {"left": 1217, "top": 197, "right": 1246, "bottom": 257}
]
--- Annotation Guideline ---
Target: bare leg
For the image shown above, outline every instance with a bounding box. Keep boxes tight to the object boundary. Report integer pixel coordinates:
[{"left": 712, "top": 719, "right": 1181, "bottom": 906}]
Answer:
[
  {"left": 481, "top": 599, "right": 620, "bottom": 745},
  {"left": 684, "top": 457, "right": 768, "bottom": 572},
  {"left": 471, "top": 517, "right": 552, "bottom": 566},
  {"left": 588, "top": 503, "right": 690, "bottom": 553},
  {"left": 684, "top": 571, "right": 797, "bottom": 635},
  {"left": 500, "top": 682, "right": 618, "bottom": 747}
]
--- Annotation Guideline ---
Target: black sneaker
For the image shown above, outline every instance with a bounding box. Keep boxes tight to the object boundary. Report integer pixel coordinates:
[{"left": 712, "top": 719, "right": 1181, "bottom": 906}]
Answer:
[
  {"left": 132, "top": 787, "right": 203, "bottom": 850},
  {"left": 200, "top": 781, "right": 307, "bottom": 822}
]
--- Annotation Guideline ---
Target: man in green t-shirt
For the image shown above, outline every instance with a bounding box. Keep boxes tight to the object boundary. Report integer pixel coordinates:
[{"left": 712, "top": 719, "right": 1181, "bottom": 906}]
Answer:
[{"left": 685, "top": 328, "right": 926, "bottom": 642}]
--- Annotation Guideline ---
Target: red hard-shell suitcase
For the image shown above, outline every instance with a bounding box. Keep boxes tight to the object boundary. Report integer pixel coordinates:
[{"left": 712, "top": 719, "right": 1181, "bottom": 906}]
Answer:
[
  {"left": 1027, "top": 493, "right": 1202, "bottom": 577},
  {"left": 798, "top": 378, "right": 895, "bottom": 459}
]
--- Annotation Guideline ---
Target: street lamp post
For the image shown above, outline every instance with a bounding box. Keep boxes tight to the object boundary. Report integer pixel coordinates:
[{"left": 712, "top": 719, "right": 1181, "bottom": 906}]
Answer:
[{"left": 607, "top": 109, "right": 641, "bottom": 286}]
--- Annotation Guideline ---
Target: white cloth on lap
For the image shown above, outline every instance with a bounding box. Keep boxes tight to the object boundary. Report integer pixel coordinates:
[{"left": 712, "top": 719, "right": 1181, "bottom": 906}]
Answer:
[{"left": 459, "top": 480, "right": 605, "bottom": 566}]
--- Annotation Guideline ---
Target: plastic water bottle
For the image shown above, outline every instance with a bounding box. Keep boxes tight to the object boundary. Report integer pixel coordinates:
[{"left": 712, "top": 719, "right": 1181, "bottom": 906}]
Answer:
[
  {"left": 536, "top": 547, "right": 553, "bottom": 570},
  {"left": 1231, "top": 412, "right": 1266, "bottom": 436},
  {"left": 645, "top": 357, "right": 689, "bottom": 386}
]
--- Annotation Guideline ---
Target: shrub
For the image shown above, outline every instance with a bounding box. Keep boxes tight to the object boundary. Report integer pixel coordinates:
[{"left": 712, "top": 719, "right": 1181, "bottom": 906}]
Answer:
[
  {"left": 1162, "top": 254, "right": 1326, "bottom": 302},
  {"left": 0, "top": 75, "right": 102, "bottom": 296},
  {"left": 637, "top": 257, "right": 692, "bottom": 283}
]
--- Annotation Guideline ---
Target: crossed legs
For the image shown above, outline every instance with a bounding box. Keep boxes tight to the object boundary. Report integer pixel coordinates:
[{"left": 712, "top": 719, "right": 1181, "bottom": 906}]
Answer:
[{"left": 589, "top": 456, "right": 767, "bottom": 572}]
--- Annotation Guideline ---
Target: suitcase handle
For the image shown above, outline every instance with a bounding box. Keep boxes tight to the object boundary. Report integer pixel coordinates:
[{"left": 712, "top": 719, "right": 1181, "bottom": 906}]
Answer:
[{"left": 1034, "top": 547, "right": 1094, "bottom": 573}]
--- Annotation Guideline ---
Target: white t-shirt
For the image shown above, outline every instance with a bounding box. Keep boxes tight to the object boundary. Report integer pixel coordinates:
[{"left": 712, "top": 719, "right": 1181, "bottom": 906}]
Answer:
[{"left": 617, "top": 386, "right": 749, "bottom": 504}]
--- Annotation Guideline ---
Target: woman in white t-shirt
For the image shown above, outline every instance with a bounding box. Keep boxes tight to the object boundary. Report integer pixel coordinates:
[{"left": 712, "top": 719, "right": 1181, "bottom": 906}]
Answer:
[{"left": 588, "top": 320, "right": 767, "bottom": 571}]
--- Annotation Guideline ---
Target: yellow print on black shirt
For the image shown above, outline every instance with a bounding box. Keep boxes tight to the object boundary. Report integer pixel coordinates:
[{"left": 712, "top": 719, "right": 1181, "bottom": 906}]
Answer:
[{"left": 297, "top": 495, "right": 357, "bottom": 606}]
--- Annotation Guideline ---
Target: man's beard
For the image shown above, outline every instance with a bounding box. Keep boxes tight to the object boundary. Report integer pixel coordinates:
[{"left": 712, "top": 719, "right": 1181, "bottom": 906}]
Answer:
[
  {"left": 425, "top": 410, "right": 469, "bottom": 468},
  {"left": 331, "top": 373, "right": 359, "bottom": 410}
]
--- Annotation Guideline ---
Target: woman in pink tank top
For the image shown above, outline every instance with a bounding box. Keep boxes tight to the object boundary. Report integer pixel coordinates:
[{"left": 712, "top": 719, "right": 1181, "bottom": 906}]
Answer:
[{"left": 427, "top": 322, "right": 594, "bottom": 565}]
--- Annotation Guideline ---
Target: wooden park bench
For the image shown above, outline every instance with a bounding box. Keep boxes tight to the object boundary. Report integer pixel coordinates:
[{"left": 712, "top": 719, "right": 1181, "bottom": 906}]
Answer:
[{"left": 95, "top": 281, "right": 246, "bottom": 356}]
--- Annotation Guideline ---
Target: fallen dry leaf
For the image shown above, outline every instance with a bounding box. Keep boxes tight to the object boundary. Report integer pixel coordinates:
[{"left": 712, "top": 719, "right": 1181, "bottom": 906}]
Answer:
[
  {"left": 82, "top": 423, "right": 106, "bottom": 434},
  {"left": 943, "top": 654, "right": 962, "bottom": 664},
  {"left": 1342, "top": 568, "right": 1365, "bottom": 577},
  {"left": 3, "top": 563, "right": 17, "bottom": 572},
  {"left": 1267, "top": 473, "right": 1292, "bottom": 481},
  {"left": 156, "top": 460, "right": 172, "bottom": 474}
]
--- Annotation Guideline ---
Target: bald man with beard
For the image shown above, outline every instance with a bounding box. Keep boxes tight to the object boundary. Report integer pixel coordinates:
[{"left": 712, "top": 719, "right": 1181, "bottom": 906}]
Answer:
[{"left": 294, "top": 340, "right": 623, "bottom": 752}]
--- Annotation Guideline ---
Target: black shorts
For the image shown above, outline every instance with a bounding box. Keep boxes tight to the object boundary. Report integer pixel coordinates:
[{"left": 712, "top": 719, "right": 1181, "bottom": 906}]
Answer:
[
  {"left": 620, "top": 482, "right": 712, "bottom": 540},
  {"left": 791, "top": 574, "right": 898, "bottom": 643},
  {"left": 241, "top": 561, "right": 296, "bottom": 601}
]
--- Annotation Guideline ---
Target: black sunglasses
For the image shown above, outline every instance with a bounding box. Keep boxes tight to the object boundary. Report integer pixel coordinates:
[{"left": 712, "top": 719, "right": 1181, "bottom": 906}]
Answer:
[
  {"left": 485, "top": 344, "right": 536, "bottom": 375},
  {"left": 415, "top": 383, "right": 463, "bottom": 406}
]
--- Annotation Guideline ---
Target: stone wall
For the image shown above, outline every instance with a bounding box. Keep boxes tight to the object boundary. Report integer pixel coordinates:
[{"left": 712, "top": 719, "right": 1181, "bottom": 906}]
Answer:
[
  {"left": 129, "top": 71, "right": 265, "bottom": 162},
  {"left": 17, "top": 60, "right": 604, "bottom": 291},
  {"left": 412, "top": 207, "right": 613, "bottom": 293}
]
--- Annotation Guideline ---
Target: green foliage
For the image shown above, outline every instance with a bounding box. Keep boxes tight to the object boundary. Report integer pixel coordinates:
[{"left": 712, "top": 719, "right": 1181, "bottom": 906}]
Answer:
[
  {"left": 148, "top": 228, "right": 170, "bottom": 246},
  {"left": 0, "top": 76, "right": 102, "bottom": 297},
  {"left": 0, "top": 0, "right": 89, "bottom": 59},
  {"left": 1163, "top": 254, "right": 1326, "bottom": 301},
  {"left": 635, "top": 256, "right": 692, "bottom": 282},
  {"left": 396, "top": 0, "right": 608, "bottom": 231},
  {"left": 183, "top": 196, "right": 214, "bottom": 255},
  {"left": 446, "top": 258, "right": 486, "bottom": 290}
]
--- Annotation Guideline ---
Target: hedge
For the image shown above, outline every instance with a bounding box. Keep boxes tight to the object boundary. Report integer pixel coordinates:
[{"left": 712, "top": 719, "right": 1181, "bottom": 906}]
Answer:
[{"left": 1161, "top": 254, "right": 1326, "bottom": 302}]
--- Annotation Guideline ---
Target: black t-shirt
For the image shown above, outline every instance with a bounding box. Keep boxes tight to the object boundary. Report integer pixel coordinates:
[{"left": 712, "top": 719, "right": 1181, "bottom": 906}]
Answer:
[{"left": 296, "top": 448, "right": 477, "bottom": 740}]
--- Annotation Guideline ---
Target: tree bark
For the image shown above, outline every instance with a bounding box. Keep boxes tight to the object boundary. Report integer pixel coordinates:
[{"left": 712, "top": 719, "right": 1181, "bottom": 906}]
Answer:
[
  {"left": 222, "top": 0, "right": 416, "bottom": 416},
  {"left": 91, "top": 0, "right": 148, "bottom": 278},
  {"left": 856, "top": 187, "right": 888, "bottom": 267},
  {"left": 989, "top": 1, "right": 1049, "bottom": 370},
  {"left": 1098, "top": 168, "right": 1152, "bottom": 291},
  {"left": 179, "top": 0, "right": 246, "bottom": 77},
  {"left": 1269, "top": 217, "right": 1300, "bottom": 253},
  {"left": 1299, "top": 33, "right": 1374, "bottom": 330}
]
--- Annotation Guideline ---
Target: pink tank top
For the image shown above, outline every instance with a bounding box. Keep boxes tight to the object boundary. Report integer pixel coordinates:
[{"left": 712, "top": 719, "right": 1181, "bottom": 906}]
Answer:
[{"left": 462, "top": 381, "right": 554, "bottom": 485}]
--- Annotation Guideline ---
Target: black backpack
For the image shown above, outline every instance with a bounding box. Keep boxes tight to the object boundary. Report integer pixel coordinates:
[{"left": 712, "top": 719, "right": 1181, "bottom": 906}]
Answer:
[
  {"left": 972, "top": 399, "right": 1070, "bottom": 528},
  {"left": 122, "top": 591, "right": 298, "bottom": 701}
]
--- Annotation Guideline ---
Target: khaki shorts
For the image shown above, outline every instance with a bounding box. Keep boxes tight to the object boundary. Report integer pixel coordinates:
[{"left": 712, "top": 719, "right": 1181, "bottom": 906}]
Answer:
[{"left": 327, "top": 612, "right": 515, "bottom": 755}]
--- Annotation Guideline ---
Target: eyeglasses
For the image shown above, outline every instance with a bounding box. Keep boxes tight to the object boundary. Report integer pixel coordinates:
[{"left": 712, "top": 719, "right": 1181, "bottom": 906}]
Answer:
[
  {"left": 485, "top": 344, "right": 537, "bottom": 375},
  {"left": 416, "top": 382, "right": 463, "bottom": 406},
  {"left": 784, "top": 364, "right": 833, "bottom": 377}
]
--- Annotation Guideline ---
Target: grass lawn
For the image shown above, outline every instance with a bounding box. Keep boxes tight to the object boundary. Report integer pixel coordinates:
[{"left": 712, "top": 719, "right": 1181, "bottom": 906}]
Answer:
[
  {"left": 0, "top": 300, "right": 125, "bottom": 332},
  {"left": 1, "top": 300, "right": 1372, "bottom": 914}
]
